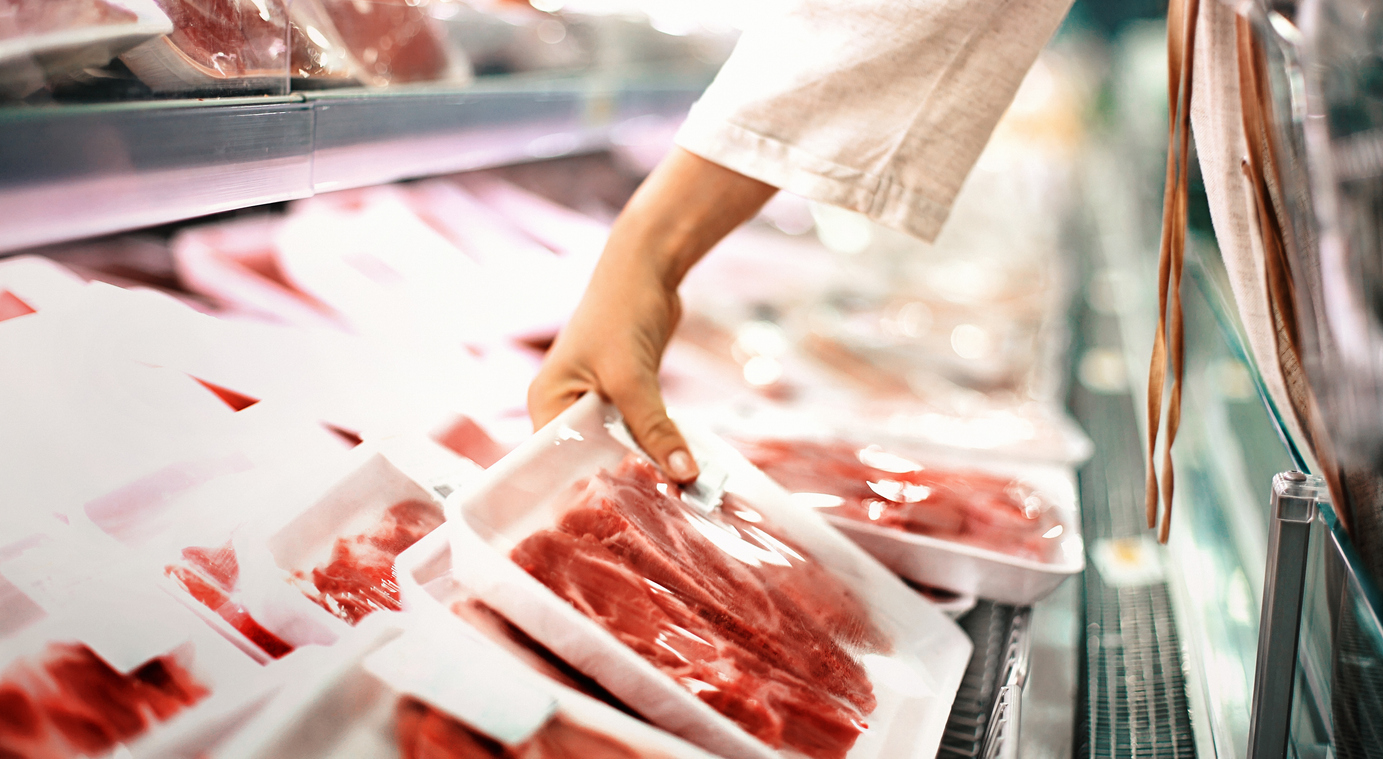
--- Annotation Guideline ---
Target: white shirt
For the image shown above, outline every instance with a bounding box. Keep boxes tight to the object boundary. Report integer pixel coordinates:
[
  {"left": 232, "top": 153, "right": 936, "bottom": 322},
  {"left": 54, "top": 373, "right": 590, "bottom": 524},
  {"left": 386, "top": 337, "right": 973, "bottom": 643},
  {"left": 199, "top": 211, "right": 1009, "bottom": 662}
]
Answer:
[{"left": 675, "top": 0, "right": 1075, "bottom": 242}]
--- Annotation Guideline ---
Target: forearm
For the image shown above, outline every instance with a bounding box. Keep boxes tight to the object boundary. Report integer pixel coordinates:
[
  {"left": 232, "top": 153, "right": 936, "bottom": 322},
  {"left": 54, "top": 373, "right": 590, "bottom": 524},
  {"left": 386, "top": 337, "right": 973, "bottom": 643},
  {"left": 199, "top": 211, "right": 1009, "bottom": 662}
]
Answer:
[{"left": 596, "top": 147, "right": 778, "bottom": 295}]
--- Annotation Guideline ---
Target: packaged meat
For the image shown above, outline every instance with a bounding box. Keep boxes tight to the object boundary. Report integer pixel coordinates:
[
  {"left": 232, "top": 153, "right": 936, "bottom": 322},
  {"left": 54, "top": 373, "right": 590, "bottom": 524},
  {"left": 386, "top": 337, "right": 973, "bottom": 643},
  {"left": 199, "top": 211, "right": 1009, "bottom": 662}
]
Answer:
[
  {"left": 0, "top": 0, "right": 171, "bottom": 97},
  {"left": 275, "top": 187, "right": 584, "bottom": 345},
  {"left": 0, "top": 579, "right": 259, "bottom": 759},
  {"left": 165, "top": 541, "right": 295, "bottom": 660},
  {"left": 120, "top": 0, "right": 356, "bottom": 93},
  {"left": 265, "top": 449, "right": 460, "bottom": 627},
  {"left": 317, "top": 0, "right": 466, "bottom": 85},
  {"left": 0, "top": 0, "right": 136, "bottom": 40},
  {"left": 730, "top": 434, "right": 1084, "bottom": 604},
  {"left": 0, "top": 641, "right": 206, "bottom": 758},
  {"left": 447, "top": 393, "right": 972, "bottom": 759},
  {"left": 219, "top": 607, "right": 721, "bottom": 759},
  {"left": 395, "top": 528, "right": 635, "bottom": 714},
  {"left": 171, "top": 216, "right": 346, "bottom": 331}
]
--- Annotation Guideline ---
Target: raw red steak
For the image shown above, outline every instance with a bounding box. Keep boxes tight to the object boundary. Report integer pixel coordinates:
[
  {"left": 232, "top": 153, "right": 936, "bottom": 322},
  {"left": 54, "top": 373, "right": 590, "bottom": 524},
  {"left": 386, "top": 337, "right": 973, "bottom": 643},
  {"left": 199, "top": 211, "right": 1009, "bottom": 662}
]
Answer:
[
  {"left": 510, "top": 457, "right": 886, "bottom": 759},
  {"left": 395, "top": 697, "right": 645, "bottom": 759},
  {"left": 736, "top": 438, "right": 1063, "bottom": 562},
  {"left": 0, "top": 642, "right": 206, "bottom": 758},
  {"left": 166, "top": 542, "right": 295, "bottom": 659},
  {"left": 318, "top": 0, "right": 450, "bottom": 84},
  {"left": 303, "top": 499, "right": 444, "bottom": 624}
]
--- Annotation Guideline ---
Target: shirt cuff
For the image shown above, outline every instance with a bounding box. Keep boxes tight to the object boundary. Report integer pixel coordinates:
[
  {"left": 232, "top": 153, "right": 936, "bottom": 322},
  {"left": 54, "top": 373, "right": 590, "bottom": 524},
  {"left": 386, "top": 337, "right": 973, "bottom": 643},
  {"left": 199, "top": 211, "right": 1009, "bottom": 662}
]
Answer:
[{"left": 675, "top": 106, "right": 953, "bottom": 243}]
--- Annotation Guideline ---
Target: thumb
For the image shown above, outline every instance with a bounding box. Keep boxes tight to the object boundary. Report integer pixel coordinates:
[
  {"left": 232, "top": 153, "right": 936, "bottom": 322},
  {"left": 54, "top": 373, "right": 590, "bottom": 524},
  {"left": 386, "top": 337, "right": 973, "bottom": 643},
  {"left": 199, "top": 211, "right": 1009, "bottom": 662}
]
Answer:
[{"left": 606, "top": 370, "right": 699, "bottom": 484}]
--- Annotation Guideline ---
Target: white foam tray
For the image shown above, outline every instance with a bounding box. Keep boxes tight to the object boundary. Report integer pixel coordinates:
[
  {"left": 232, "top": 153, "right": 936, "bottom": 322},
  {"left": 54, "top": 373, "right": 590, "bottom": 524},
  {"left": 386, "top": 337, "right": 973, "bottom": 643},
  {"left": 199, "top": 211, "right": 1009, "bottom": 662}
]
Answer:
[{"left": 444, "top": 393, "right": 973, "bottom": 759}]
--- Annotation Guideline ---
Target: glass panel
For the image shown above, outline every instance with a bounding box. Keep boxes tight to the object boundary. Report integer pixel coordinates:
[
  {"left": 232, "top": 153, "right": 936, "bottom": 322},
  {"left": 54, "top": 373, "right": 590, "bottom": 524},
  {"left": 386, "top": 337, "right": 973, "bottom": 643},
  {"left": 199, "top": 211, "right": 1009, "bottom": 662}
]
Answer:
[{"left": 1291, "top": 499, "right": 1383, "bottom": 758}]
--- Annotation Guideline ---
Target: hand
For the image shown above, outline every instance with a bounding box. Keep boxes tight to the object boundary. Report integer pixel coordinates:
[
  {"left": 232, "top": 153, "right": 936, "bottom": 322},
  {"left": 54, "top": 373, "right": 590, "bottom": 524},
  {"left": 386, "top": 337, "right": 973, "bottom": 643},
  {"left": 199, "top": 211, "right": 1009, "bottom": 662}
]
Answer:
[{"left": 528, "top": 148, "right": 777, "bottom": 482}]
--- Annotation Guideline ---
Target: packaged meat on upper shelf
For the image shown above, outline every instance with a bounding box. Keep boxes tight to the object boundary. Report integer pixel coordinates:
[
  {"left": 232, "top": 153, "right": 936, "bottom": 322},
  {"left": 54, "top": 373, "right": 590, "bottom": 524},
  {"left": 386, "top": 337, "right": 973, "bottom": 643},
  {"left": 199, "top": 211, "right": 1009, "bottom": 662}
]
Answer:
[
  {"left": 0, "top": 0, "right": 172, "bottom": 97},
  {"left": 217, "top": 606, "right": 724, "bottom": 759},
  {"left": 446, "top": 393, "right": 972, "bottom": 759},
  {"left": 727, "top": 430, "right": 1084, "bottom": 605},
  {"left": 119, "top": 0, "right": 362, "bottom": 92}
]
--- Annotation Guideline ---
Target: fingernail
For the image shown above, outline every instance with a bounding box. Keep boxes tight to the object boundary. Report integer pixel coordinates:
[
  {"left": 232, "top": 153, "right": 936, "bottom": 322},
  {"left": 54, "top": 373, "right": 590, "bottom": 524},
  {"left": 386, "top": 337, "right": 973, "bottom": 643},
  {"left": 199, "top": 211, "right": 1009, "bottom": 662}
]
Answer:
[{"left": 667, "top": 450, "right": 697, "bottom": 481}]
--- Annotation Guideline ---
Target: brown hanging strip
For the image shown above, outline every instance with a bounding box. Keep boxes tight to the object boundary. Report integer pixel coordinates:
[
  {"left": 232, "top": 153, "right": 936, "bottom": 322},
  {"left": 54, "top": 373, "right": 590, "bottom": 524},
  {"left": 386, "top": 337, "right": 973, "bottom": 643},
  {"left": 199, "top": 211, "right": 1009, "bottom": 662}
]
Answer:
[{"left": 1147, "top": 0, "right": 1200, "bottom": 543}]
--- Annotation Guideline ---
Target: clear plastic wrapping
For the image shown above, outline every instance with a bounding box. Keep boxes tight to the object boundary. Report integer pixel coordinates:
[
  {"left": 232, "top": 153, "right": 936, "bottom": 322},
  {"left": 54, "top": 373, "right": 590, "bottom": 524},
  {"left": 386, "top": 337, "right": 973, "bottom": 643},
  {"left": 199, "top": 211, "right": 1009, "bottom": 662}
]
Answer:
[
  {"left": 0, "top": 0, "right": 172, "bottom": 98},
  {"left": 447, "top": 394, "right": 972, "bottom": 759},
  {"left": 723, "top": 428, "right": 1083, "bottom": 605},
  {"left": 0, "top": 573, "right": 257, "bottom": 759}
]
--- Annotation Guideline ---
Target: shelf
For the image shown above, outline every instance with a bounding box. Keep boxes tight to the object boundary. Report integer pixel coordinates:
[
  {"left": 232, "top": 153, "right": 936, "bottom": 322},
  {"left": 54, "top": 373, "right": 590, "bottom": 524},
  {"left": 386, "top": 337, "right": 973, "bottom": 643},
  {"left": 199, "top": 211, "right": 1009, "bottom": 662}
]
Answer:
[{"left": 0, "top": 67, "right": 710, "bottom": 253}]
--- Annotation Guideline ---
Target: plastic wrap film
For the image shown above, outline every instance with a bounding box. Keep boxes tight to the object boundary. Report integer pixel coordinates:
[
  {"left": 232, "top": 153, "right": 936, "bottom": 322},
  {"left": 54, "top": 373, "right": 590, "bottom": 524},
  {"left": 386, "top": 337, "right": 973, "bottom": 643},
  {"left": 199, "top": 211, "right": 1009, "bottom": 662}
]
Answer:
[
  {"left": 165, "top": 542, "right": 296, "bottom": 659},
  {"left": 451, "top": 394, "right": 972, "bottom": 759},
  {"left": 0, "top": 0, "right": 172, "bottom": 97},
  {"left": 0, "top": 642, "right": 207, "bottom": 758},
  {"left": 316, "top": 0, "right": 461, "bottom": 85},
  {"left": 513, "top": 455, "right": 884, "bottom": 759},
  {"left": 297, "top": 499, "right": 445, "bottom": 624},
  {"left": 123, "top": 0, "right": 297, "bottom": 92},
  {"left": 732, "top": 438, "right": 1063, "bottom": 563}
]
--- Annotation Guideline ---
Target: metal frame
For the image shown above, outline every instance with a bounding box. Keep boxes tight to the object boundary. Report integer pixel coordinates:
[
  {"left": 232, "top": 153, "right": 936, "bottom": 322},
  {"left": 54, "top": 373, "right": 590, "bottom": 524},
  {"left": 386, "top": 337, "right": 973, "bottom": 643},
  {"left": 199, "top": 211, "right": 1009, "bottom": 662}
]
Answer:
[{"left": 1247, "top": 471, "right": 1327, "bottom": 759}]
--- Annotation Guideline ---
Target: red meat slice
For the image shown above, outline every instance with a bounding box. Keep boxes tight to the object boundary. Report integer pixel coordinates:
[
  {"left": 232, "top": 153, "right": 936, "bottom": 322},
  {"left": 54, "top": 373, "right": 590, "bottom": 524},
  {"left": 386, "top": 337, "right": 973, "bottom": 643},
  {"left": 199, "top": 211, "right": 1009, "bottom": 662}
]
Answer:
[
  {"left": 304, "top": 499, "right": 445, "bottom": 624},
  {"left": 736, "top": 438, "right": 1063, "bottom": 562},
  {"left": 151, "top": 0, "right": 288, "bottom": 76},
  {"left": 0, "top": 643, "right": 206, "bottom": 758},
  {"left": 192, "top": 378, "right": 260, "bottom": 411},
  {"left": 510, "top": 456, "right": 885, "bottom": 759},
  {"left": 166, "top": 542, "right": 295, "bottom": 659},
  {"left": 318, "top": 0, "right": 450, "bottom": 84},
  {"left": 395, "top": 697, "right": 645, "bottom": 759}
]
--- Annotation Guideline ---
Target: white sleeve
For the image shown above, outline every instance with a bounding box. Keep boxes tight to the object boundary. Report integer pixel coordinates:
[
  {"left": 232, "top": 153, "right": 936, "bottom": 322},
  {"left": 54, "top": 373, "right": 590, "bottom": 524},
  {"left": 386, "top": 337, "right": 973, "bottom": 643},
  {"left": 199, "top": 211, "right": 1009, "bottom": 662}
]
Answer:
[{"left": 675, "top": 0, "right": 1074, "bottom": 242}]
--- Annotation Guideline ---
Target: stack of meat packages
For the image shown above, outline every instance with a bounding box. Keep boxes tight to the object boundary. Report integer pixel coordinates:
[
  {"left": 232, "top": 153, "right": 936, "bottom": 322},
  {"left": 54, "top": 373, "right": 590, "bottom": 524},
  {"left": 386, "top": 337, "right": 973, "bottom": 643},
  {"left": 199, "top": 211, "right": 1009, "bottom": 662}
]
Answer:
[
  {"left": 2, "top": 0, "right": 472, "bottom": 96},
  {"left": 0, "top": 142, "right": 1086, "bottom": 756}
]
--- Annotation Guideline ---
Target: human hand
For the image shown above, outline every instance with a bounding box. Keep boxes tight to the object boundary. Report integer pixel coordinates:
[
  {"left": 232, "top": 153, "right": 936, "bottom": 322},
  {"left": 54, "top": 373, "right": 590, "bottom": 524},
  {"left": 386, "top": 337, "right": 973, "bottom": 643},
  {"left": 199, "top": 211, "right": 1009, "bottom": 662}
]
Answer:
[
  {"left": 528, "top": 251, "right": 697, "bottom": 481},
  {"left": 527, "top": 148, "right": 777, "bottom": 483}
]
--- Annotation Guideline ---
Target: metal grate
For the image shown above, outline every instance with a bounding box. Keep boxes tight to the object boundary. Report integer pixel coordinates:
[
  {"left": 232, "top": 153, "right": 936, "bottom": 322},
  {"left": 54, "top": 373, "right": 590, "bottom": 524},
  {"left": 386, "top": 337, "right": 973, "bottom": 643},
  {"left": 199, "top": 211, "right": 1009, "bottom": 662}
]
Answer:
[
  {"left": 1069, "top": 273, "right": 1197, "bottom": 757},
  {"left": 939, "top": 602, "right": 1031, "bottom": 758}
]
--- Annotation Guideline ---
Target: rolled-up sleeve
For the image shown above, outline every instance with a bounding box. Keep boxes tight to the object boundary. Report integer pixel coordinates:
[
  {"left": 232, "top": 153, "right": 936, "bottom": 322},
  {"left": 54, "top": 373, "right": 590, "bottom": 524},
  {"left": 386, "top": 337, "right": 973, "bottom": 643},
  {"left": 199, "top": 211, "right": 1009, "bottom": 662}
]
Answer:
[{"left": 675, "top": 0, "right": 1074, "bottom": 242}]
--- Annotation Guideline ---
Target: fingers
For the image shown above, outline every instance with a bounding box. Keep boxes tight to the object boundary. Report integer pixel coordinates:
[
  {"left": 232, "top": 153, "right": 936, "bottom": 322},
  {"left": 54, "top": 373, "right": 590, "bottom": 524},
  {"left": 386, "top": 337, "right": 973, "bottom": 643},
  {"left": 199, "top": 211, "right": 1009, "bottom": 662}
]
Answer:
[{"left": 605, "top": 368, "right": 699, "bottom": 484}]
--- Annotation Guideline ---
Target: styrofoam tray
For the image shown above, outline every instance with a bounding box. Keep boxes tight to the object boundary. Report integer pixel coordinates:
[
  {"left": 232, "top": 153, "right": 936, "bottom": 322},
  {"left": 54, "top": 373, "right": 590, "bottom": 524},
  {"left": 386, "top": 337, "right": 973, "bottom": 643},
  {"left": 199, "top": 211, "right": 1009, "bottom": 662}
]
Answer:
[
  {"left": 396, "top": 530, "right": 731, "bottom": 759},
  {"left": 0, "top": 0, "right": 172, "bottom": 96},
  {"left": 216, "top": 604, "right": 725, "bottom": 759},
  {"left": 717, "top": 417, "right": 1085, "bottom": 606},
  {"left": 445, "top": 393, "right": 973, "bottom": 759},
  {"left": 814, "top": 452, "right": 1084, "bottom": 606}
]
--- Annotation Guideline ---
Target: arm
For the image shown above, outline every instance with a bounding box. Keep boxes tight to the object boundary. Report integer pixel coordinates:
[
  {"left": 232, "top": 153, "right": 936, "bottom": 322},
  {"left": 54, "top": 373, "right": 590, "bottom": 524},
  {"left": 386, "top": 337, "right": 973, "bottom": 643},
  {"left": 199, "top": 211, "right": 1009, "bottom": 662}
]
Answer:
[{"left": 528, "top": 147, "right": 777, "bottom": 482}]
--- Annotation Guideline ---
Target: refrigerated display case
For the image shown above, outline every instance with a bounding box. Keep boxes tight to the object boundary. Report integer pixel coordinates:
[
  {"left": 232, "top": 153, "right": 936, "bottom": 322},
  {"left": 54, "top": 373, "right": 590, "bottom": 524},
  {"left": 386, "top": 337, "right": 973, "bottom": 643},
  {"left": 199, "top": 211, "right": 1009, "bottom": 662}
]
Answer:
[{"left": 26, "top": 1, "right": 1383, "bottom": 756}]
